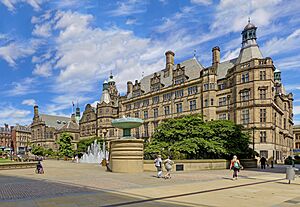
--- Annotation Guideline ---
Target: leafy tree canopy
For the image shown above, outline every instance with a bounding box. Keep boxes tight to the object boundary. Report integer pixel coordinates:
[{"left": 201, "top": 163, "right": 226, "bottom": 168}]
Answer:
[
  {"left": 144, "top": 114, "right": 254, "bottom": 160},
  {"left": 57, "top": 133, "right": 74, "bottom": 158}
]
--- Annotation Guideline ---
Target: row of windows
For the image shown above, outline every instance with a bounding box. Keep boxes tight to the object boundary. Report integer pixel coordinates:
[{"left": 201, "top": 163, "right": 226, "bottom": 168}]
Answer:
[
  {"left": 131, "top": 100, "right": 198, "bottom": 119},
  {"left": 241, "top": 108, "right": 267, "bottom": 124},
  {"left": 126, "top": 86, "right": 199, "bottom": 110}
]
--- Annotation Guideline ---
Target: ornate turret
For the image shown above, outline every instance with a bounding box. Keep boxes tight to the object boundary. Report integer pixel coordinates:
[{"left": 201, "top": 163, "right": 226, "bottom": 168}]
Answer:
[
  {"left": 100, "top": 80, "right": 111, "bottom": 104},
  {"left": 237, "top": 18, "right": 263, "bottom": 64},
  {"left": 241, "top": 18, "right": 257, "bottom": 48},
  {"left": 274, "top": 68, "right": 281, "bottom": 83},
  {"left": 108, "top": 74, "right": 115, "bottom": 85},
  {"left": 103, "top": 80, "right": 109, "bottom": 91},
  {"left": 75, "top": 102, "right": 80, "bottom": 123}
]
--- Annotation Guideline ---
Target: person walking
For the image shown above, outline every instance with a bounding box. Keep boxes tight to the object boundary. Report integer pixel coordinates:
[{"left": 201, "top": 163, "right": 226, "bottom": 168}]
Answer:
[
  {"left": 163, "top": 156, "right": 174, "bottom": 179},
  {"left": 230, "top": 155, "right": 242, "bottom": 180},
  {"left": 260, "top": 156, "right": 267, "bottom": 169},
  {"left": 154, "top": 155, "right": 163, "bottom": 178}
]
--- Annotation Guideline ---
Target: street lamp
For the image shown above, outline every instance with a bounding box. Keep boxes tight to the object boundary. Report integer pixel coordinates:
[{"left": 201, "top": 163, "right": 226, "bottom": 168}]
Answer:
[
  {"left": 251, "top": 126, "right": 256, "bottom": 158},
  {"left": 102, "top": 129, "right": 107, "bottom": 166}
]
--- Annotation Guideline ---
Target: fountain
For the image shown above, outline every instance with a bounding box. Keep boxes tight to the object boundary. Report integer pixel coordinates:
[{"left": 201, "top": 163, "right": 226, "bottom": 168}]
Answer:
[
  {"left": 110, "top": 117, "right": 144, "bottom": 173},
  {"left": 80, "top": 140, "right": 108, "bottom": 163}
]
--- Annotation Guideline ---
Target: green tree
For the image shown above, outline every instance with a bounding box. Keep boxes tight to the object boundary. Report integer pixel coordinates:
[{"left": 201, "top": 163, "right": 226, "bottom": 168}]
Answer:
[
  {"left": 144, "top": 114, "right": 253, "bottom": 160},
  {"left": 31, "top": 145, "right": 45, "bottom": 156},
  {"left": 57, "top": 133, "right": 74, "bottom": 158}
]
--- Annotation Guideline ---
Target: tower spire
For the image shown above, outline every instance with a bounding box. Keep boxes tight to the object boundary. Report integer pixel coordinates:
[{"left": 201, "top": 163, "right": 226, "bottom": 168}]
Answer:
[{"left": 248, "top": 17, "right": 251, "bottom": 23}]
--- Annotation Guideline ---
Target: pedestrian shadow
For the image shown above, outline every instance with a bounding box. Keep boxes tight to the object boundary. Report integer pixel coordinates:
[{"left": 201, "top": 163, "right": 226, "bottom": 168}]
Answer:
[{"left": 275, "top": 181, "right": 300, "bottom": 186}]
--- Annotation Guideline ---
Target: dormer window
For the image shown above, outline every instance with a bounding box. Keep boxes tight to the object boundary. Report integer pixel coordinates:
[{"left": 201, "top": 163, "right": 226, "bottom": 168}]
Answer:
[
  {"left": 150, "top": 73, "right": 163, "bottom": 92},
  {"left": 173, "top": 64, "right": 188, "bottom": 85}
]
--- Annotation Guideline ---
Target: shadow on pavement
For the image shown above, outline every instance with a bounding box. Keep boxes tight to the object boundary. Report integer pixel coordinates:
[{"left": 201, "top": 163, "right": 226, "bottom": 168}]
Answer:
[{"left": 0, "top": 175, "right": 185, "bottom": 207}]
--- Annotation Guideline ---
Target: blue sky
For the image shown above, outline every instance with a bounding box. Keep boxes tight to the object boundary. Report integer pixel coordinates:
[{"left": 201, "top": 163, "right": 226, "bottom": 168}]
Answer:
[{"left": 1, "top": 0, "right": 300, "bottom": 126}]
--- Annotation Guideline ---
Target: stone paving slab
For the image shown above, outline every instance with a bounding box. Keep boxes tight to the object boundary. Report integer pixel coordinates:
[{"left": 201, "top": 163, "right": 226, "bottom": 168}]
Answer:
[{"left": 1, "top": 160, "right": 300, "bottom": 207}]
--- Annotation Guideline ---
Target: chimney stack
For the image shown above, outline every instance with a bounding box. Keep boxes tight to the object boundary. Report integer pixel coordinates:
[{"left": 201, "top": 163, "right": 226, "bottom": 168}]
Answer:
[
  {"left": 34, "top": 105, "right": 39, "bottom": 118},
  {"left": 127, "top": 81, "right": 133, "bottom": 95},
  {"left": 212, "top": 46, "right": 220, "bottom": 67},
  {"left": 165, "top": 50, "right": 175, "bottom": 76}
]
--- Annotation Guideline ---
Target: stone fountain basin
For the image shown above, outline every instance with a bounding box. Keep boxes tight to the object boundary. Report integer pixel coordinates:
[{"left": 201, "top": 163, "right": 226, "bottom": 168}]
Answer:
[{"left": 112, "top": 117, "right": 143, "bottom": 129}]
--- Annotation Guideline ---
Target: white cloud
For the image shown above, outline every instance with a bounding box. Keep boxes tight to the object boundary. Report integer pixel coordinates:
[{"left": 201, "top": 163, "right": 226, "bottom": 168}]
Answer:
[
  {"left": 221, "top": 48, "right": 240, "bottom": 62},
  {"left": 293, "top": 106, "right": 300, "bottom": 115},
  {"left": 33, "top": 62, "right": 52, "bottom": 77},
  {"left": 91, "top": 100, "right": 99, "bottom": 108},
  {"left": 7, "top": 77, "right": 38, "bottom": 96},
  {"left": 0, "top": 104, "right": 31, "bottom": 125},
  {"left": 190, "top": 0, "right": 212, "bottom": 5},
  {"left": 22, "top": 99, "right": 37, "bottom": 106},
  {"left": 125, "top": 18, "right": 138, "bottom": 25},
  {"left": 109, "top": 0, "right": 147, "bottom": 16},
  {"left": 261, "top": 29, "right": 300, "bottom": 57},
  {"left": 276, "top": 54, "right": 300, "bottom": 71},
  {"left": 0, "top": 0, "right": 44, "bottom": 11},
  {"left": 285, "top": 84, "right": 300, "bottom": 92},
  {"left": 211, "top": 0, "right": 283, "bottom": 33},
  {"left": 0, "top": 42, "right": 34, "bottom": 67},
  {"left": 32, "top": 23, "right": 51, "bottom": 37}
]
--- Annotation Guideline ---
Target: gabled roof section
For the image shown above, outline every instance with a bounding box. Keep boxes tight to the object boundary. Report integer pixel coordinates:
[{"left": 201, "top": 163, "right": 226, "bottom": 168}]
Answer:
[
  {"left": 137, "top": 58, "right": 204, "bottom": 95},
  {"left": 40, "top": 114, "right": 70, "bottom": 129},
  {"left": 59, "top": 120, "right": 79, "bottom": 131},
  {"left": 217, "top": 58, "right": 237, "bottom": 79}
]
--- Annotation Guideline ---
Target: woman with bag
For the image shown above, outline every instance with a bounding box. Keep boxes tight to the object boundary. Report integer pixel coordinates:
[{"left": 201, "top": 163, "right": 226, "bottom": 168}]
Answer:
[
  {"left": 230, "top": 155, "right": 243, "bottom": 180},
  {"left": 163, "top": 156, "right": 174, "bottom": 179}
]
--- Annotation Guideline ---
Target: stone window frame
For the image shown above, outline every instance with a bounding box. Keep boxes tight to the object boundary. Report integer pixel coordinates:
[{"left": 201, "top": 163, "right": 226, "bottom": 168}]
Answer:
[
  {"left": 240, "top": 89, "right": 250, "bottom": 101},
  {"left": 164, "top": 105, "right": 171, "bottom": 115},
  {"left": 218, "top": 97, "right": 227, "bottom": 106},
  {"left": 241, "top": 72, "right": 249, "bottom": 83},
  {"left": 241, "top": 109, "right": 250, "bottom": 124},
  {"left": 260, "top": 108, "right": 267, "bottom": 123},
  {"left": 153, "top": 108, "right": 159, "bottom": 118},
  {"left": 260, "top": 131, "right": 267, "bottom": 143},
  {"left": 188, "top": 86, "right": 198, "bottom": 95},
  {"left": 219, "top": 113, "right": 227, "bottom": 120},
  {"left": 189, "top": 100, "right": 196, "bottom": 111},
  {"left": 176, "top": 102, "right": 183, "bottom": 113}
]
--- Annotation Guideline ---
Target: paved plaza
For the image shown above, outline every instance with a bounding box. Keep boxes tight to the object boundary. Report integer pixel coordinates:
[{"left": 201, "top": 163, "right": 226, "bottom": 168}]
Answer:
[{"left": 0, "top": 160, "right": 299, "bottom": 207}]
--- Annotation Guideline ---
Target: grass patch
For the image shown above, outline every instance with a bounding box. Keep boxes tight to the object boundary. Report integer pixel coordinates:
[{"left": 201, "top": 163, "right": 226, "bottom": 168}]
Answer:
[{"left": 0, "top": 158, "right": 13, "bottom": 163}]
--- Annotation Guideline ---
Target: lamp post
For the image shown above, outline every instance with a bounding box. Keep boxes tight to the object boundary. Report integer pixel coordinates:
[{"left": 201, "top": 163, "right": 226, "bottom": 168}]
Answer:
[
  {"left": 102, "top": 129, "right": 107, "bottom": 166},
  {"left": 251, "top": 126, "right": 256, "bottom": 158}
]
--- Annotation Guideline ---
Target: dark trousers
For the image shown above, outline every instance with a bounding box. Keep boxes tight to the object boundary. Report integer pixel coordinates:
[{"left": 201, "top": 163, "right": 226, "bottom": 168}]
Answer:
[
  {"left": 233, "top": 168, "right": 239, "bottom": 178},
  {"left": 261, "top": 164, "right": 266, "bottom": 169}
]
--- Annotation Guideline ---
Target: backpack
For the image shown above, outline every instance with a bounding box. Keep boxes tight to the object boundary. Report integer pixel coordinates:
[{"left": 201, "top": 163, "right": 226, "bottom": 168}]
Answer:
[{"left": 233, "top": 161, "right": 240, "bottom": 169}]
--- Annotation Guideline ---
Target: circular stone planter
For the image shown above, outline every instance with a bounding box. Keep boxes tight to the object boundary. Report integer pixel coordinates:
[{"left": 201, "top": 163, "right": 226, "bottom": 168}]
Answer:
[{"left": 110, "top": 139, "right": 144, "bottom": 173}]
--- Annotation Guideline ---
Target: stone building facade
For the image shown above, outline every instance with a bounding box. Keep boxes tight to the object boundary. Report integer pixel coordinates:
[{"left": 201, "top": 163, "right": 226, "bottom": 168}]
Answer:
[
  {"left": 118, "top": 21, "right": 294, "bottom": 162},
  {"left": 293, "top": 125, "right": 300, "bottom": 150},
  {"left": 0, "top": 124, "right": 12, "bottom": 150},
  {"left": 79, "top": 75, "right": 120, "bottom": 140},
  {"left": 55, "top": 114, "right": 80, "bottom": 149},
  {"left": 31, "top": 106, "right": 79, "bottom": 150},
  {"left": 11, "top": 125, "right": 31, "bottom": 154}
]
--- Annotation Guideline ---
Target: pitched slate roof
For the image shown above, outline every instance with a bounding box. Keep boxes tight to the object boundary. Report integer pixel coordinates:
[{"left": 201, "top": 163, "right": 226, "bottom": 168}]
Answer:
[
  {"left": 40, "top": 114, "right": 71, "bottom": 129},
  {"left": 137, "top": 57, "right": 204, "bottom": 95},
  {"left": 217, "top": 58, "right": 238, "bottom": 79},
  {"left": 58, "top": 120, "right": 79, "bottom": 131},
  {"left": 237, "top": 45, "right": 263, "bottom": 64}
]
